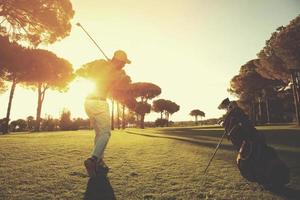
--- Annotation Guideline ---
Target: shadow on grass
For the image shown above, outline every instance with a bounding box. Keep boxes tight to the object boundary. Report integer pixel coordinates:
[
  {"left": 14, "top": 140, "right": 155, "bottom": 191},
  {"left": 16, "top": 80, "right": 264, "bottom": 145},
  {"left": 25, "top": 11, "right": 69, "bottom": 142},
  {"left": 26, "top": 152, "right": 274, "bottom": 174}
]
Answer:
[
  {"left": 268, "top": 186, "right": 300, "bottom": 200},
  {"left": 125, "top": 131, "right": 235, "bottom": 152},
  {"left": 125, "top": 129, "right": 300, "bottom": 174},
  {"left": 125, "top": 130, "right": 299, "bottom": 163},
  {"left": 126, "top": 127, "right": 300, "bottom": 157},
  {"left": 262, "top": 129, "right": 300, "bottom": 147},
  {"left": 154, "top": 128, "right": 225, "bottom": 139},
  {"left": 84, "top": 176, "right": 116, "bottom": 200},
  {"left": 155, "top": 127, "right": 300, "bottom": 146}
]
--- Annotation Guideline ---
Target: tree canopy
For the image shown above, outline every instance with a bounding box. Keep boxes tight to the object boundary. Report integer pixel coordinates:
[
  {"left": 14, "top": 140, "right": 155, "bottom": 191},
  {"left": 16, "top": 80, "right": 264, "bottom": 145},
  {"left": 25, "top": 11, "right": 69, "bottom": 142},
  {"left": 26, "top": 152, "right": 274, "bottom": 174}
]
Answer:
[
  {"left": 0, "top": 36, "right": 29, "bottom": 133},
  {"left": 153, "top": 98, "right": 180, "bottom": 120},
  {"left": 22, "top": 48, "right": 74, "bottom": 91},
  {"left": 229, "top": 59, "right": 279, "bottom": 102},
  {"left": 0, "top": 79, "right": 5, "bottom": 94},
  {"left": 22, "top": 48, "right": 74, "bottom": 131},
  {"left": 129, "top": 82, "right": 161, "bottom": 102},
  {"left": 190, "top": 109, "right": 205, "bottom": 125},
  {"left": 0, "top": 36, "right": 27, "bottom": 81},
  {"left": 228, "top": 15, "right": 300, "bottom": 124},
  {"left": 0, "top": 0, "right": 74, "bottom": 46},
  {"left": 0, "top": 66, "right": 6, "bottom": 94},
  {"left": 130, "top": 82, "right": 161, "bottom": 128},
  {"left": 257, "top": 15, "right": 300, "bottom": 83},
  {"left": 190, "top": 109, "right": 205, "bottom": 117}
]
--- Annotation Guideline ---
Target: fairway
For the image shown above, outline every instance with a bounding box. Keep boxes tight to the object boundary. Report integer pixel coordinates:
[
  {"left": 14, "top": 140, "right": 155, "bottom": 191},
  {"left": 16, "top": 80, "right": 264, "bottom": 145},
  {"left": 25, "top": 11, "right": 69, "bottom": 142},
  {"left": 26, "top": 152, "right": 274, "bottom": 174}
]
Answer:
[{"left": 0, "top": 126, "right": 299, "bottom": 200}]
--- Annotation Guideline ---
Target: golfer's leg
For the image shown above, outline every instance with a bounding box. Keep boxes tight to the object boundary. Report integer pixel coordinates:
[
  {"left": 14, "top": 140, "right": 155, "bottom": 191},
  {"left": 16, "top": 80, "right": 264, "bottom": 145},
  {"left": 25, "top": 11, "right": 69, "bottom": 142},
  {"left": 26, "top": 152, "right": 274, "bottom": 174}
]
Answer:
[
  {"left": 92, "top": 118, "right": 100, "bottom": 147},
  {"left": 99, "top": 135, "right": 110, "bottom": 160},
  {"left": 91, "top": 113, "right": 111, "bottom": 161},
  {"left": 92, "top": 131, "right": 110, "bottom": 161}
]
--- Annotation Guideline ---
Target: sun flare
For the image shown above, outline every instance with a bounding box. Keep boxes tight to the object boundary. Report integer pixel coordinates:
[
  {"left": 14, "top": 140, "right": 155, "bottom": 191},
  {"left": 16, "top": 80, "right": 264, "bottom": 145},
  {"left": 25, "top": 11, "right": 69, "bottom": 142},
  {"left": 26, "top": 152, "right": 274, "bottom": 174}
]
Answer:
[
  {"left": 44, "top": 78, "right": 96, "bottom": 119},
  {"left": 71, "top": 78, "right": 96, "bottom": 96}
]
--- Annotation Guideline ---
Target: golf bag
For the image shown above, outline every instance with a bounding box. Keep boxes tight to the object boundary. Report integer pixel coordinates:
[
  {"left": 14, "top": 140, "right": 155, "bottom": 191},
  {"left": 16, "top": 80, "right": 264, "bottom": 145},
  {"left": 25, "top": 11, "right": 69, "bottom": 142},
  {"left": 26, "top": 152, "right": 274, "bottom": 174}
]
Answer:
[{"left": 223, "top": 105, "right": 289, "bottom": 187}]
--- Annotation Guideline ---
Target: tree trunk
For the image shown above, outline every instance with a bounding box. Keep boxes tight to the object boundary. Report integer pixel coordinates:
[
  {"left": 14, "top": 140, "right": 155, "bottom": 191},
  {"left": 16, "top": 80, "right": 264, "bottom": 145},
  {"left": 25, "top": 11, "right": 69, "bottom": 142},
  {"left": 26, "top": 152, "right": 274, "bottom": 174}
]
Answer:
[
  {"left": 117, "top": 102, "right": 120, "bottom": 129},
  {"left": 258, "top": 97, "right": 262, "bottom": 124},
  {"left": 166, "top": 112, "right": 169, "bottom": 127},
  {"left": 3, "top": 79, "right": 17, "bottom": 134},
  {"left": 195, "top": 116, "right": 198, "bottom": 125},
  {"left": 111, "top": 99, "right": 114, "bottom": 130},
  {"left": 251, "top": 99, "right": 256, "bottom": 125},
  {"left": 35, "top": 83, "right": 46, "bottom": 132},
  {"left": 122, "top": 104, "right": 125, "bottom": 129},
  {"left": 291, "top": 72, "right": 300, "bottom": 125},
  {"left": 265, "top": 97, "right": 270, "bottom": 123},
  {"left": 35, "top": 85, "right": 42, "bottom": 131},
  {"left": 140, "top": 114, "right": 145, "bottom": 129}
]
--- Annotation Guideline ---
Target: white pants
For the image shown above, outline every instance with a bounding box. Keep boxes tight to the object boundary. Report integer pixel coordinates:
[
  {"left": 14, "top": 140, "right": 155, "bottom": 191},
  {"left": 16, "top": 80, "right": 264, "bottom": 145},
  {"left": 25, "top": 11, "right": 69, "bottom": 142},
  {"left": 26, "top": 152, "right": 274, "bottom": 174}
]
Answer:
[{"left": 84, "top": 99, "right": 111, "bottom": 161}]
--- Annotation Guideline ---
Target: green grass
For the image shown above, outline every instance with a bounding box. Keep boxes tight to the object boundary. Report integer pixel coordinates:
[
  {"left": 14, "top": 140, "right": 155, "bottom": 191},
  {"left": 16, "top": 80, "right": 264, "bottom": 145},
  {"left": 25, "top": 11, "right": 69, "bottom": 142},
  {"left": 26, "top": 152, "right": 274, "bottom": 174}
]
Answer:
[{"left": 0, "top": 125, "right": 299, "bottom": 199}]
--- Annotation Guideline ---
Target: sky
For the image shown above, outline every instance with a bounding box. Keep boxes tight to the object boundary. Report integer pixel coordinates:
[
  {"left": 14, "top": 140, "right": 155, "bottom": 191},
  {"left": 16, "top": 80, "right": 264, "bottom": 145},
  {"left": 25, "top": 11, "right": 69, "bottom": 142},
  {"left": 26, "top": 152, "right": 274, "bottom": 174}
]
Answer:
[{"left": 0, "top": 0, "right": 299, "bottom": 122}]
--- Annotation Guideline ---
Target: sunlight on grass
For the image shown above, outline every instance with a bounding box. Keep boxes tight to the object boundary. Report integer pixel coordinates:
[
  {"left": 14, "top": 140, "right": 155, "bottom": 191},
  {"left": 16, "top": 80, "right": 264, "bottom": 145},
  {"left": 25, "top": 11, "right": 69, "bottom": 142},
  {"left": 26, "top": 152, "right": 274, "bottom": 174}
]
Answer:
[{"left": 0, "top": 126, "right": 299, "bottom": 199}]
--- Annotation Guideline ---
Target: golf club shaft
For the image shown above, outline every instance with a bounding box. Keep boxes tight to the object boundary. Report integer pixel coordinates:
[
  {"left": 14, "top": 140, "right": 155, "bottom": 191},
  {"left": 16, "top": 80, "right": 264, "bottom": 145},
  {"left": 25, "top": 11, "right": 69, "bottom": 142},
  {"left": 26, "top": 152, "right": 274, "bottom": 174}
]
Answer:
[
  {"left": 76, "top": 23, "right": 109, "bottom": 60},
  {"left": 203, "top": 125, "right": 238, "bottom": 175},
  {"left": 203, "top": 130, "right": 227, "bottom": 175}
]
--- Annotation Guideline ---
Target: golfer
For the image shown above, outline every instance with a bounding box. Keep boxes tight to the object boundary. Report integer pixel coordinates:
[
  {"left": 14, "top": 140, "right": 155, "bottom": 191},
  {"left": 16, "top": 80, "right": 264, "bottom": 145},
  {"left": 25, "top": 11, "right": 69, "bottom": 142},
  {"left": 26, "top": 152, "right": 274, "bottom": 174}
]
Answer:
[{"left": 84, "top": 50, "right": 131, "bottom": 178}]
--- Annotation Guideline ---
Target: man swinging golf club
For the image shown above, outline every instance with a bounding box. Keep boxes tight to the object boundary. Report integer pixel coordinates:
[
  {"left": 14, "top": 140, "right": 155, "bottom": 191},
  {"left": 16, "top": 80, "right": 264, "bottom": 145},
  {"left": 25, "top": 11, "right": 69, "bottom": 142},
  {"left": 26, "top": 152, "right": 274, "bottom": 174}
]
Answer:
[
  {"left": 84, "top": 50, "right": 131, "bottom": 178},
  {"left": 76, "top": 23, "right": 132, "bottom": 178}
]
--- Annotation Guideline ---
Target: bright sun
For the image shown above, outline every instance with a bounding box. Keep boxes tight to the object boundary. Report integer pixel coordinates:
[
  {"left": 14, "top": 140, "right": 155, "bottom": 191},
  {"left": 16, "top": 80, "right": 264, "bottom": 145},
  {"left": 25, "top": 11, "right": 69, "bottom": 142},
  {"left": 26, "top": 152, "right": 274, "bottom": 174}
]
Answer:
[
  {"left": 70, "top": 78, "right": 96, "bottom": 96},
  {"left": 42, "top": 78, "right": 96, "bottom": 119}
]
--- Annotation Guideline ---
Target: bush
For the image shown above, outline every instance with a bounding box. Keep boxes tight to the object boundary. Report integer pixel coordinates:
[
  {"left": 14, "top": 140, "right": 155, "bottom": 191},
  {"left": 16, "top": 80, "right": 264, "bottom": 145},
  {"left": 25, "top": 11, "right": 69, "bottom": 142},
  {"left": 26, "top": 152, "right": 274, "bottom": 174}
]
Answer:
[
  {"left": 59, "top": 109, "right": 73, "bottom": 131},
  {"left": 41, "top": 117, "right": 59, "bottom": 131},
  {"left": 0, "top": 118, "right": 7, "bottom": 133},
  {"left": 10, "top": 119, "right": 27, "bottom": 132},
  {"left": 154, "top": 118, "right": 168, "bottom": 127}
]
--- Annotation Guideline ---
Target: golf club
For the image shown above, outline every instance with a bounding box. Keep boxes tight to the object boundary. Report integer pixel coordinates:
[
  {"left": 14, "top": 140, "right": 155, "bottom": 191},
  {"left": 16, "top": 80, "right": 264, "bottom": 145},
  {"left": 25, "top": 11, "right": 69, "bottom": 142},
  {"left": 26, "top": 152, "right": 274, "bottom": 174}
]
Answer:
[
  {"left": 203, "top": 124, "right": 238, "bottom": 175},
  {"left": 76, "top": 22, "right": 109, "bottom": 60}
]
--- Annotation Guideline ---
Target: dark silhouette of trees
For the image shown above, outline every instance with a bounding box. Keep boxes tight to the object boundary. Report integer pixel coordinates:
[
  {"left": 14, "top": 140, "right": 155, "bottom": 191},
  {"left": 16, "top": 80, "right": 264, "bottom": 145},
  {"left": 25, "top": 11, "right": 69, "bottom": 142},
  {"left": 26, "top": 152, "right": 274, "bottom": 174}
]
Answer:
[
  {"left": 199, "top": 110, "right": 205, "bottom": 121},
  {"left": 26, "top": 116, "right": 35, "bottom": 131},
  {"left": 120, "top": 97, "right": 137, "bottom": 129},
  {"left": 0, "top": 118, "right": 6, "bottom": 132},
  {"left": 134, "top": 102, "right": 151, "bottom": 128},
  {"left": 153, "top": 99, "right": 167, "bottom": 119},
  {"left": 190, "top": 109, "right": 205, "bottom": 125},
  {"left": 59, "top": 108, "right": 72, "bottom": 131},
  {"left": 130, "top": 82, "right": 161, "bottom": 128},
  {"left": 124, "top": 110, "right": 136, "bottom": 126},
  {"left": 22, "top": 49, "right": 74, "bottom": 131},
  {"left": 0, "top": 78, "right": 6, "bottom": 94},
  {"left": 0, "top": 64, "right": 6, "bottom": 94},
  {"left": 41, "top": 116, "right": 59, "bottom": 131},
  {"left": 110, "top": 70, "right": 132, "bottom": 130},
  {"left": 152, "top": 99, "right": 179, "bottom": 127},
  {"left": 0, "top": 0, "right": 74, "bottom": 46},
  {"left": 228, "top": 15, "right": 300, "bottom": 125},
  {"left": 0, "top": 36, "right": 28, "bottom": 133},
  {"left": 154, "top": 118, "right": 168, "bottom": 127},
  {"left": 9, "top": 119, "right": 26, "bottom": 132},
  {"left": 256, "top": 15, "right": 300, "bottom": 125},
  {"left": 257, "top": 15, "right": 300, "bottom": 81},
  {"left": 165, "top": 101, "right": 180, "bottom": 125},
  {"left": 229, "top": 60, "right": 281, "bottom": 123},
  {"left": 72, "top": 118, "right": 90, "bottom": 130},
  {"left": 0, "top": 38, "right": 73, "bottom": 133}
]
